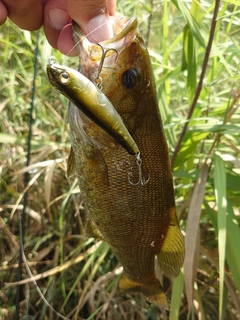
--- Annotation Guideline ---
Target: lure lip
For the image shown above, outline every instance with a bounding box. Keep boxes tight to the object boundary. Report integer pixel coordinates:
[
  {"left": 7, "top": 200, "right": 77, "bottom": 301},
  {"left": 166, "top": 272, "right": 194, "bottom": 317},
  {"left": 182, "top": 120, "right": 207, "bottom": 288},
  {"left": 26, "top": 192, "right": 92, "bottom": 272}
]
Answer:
[
  {"left": 46, "top": 59, "right": 72, "bottom": 99},
  {"left": 46, "top": 57, "right": 60, "bottom": 86},
  {"left": 46, "top": 57, "right": 68, "bottom": 92}
]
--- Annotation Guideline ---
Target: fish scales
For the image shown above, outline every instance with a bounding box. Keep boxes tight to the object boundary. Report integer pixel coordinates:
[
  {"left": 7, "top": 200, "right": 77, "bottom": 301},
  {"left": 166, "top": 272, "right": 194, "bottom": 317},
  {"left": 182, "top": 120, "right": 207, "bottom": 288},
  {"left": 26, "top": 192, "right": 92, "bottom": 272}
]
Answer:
[{"left": 48, "top": 16, "right": 185, "bottom": 309}]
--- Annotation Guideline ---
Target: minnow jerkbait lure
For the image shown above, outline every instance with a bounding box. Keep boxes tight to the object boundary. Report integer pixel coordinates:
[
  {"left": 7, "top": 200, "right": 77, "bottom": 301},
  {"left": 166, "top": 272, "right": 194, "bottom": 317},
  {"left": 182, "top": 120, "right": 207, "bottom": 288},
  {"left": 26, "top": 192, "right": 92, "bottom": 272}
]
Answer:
[{"left": 47, "top": 57, "right": 139, "bottom": 156}]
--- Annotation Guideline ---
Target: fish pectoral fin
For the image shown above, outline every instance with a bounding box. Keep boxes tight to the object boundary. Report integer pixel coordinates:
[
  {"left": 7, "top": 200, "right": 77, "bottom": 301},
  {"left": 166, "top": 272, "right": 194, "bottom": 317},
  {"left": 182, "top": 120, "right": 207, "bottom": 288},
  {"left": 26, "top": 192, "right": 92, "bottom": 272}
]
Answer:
[
  {"left": 118, "top": 274, "right": 169, "bottom": 310},
  {"left": 157, "top": 223, "right": 185, "bottom": 279},
  {"left": 86, "top": 219, "right": 105, "bottom": 241},
  {"left": 66, "top": 146, "right": 76, "bottom": 178}
]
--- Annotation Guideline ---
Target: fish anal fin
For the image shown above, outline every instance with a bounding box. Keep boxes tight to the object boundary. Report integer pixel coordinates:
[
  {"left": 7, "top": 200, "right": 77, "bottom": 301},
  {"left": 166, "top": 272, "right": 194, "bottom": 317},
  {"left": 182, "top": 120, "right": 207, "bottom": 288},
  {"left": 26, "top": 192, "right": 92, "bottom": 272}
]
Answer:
[
  {"left": 157, "top": 213, "right": 185, "bottom": 278},
  {"left": 86, "top": 219, "right": 105, "bottom": 241},
  {"left": 118, "top": 274, "right": 169, "bottom": 310},
  {"left": 66, "top": 146, "right": 76, "bottom": 178}
]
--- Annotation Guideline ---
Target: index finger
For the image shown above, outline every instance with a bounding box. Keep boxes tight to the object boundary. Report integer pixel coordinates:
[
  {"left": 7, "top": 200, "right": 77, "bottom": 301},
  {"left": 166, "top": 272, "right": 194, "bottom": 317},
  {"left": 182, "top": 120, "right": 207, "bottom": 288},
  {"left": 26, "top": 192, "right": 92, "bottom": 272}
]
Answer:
[{"left": 0, "top": 0, "right": 44, "bottom": 30}]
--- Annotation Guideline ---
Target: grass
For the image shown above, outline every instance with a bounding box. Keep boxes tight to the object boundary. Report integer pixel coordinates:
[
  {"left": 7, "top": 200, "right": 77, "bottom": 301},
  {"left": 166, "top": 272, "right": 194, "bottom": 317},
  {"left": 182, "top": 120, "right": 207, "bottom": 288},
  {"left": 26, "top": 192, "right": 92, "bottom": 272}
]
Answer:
[{"left": 1, "top": 0, "right": 240, "bottom": 319}]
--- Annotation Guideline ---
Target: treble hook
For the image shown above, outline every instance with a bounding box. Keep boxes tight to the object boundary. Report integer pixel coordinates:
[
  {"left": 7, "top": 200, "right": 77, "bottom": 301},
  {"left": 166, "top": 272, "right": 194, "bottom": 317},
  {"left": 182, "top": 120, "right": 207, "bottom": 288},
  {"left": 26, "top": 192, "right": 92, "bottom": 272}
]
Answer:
[
  {"left": 95, "top": 44, "right": 118, "bottom": 90},
  {"left": 128, "top": 152, "right": 150, "bottom": 186}
]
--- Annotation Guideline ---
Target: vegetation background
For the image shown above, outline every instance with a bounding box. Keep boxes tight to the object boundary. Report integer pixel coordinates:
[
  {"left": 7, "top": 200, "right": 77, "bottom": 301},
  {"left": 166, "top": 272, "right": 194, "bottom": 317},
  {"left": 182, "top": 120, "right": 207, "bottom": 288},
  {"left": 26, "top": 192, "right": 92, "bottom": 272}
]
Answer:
[{"left": 1, "top": 0, "right": 240, "bottom": 319}]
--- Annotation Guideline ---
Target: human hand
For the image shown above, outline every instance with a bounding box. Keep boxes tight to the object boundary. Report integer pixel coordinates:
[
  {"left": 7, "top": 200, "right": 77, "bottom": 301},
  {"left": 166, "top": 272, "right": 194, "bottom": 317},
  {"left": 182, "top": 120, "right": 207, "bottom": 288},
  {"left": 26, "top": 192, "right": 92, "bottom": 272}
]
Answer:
[{"left": 0, "top": 0, "right": 116, "bottom": 55}]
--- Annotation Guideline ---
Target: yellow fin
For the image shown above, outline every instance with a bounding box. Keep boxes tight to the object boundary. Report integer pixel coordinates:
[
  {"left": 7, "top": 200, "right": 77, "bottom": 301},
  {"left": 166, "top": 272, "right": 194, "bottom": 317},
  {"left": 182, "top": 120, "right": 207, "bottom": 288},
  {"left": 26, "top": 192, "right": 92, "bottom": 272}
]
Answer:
[
  {"left": 86, "top": 219, "right": 105, "bottom": 241},
  {"left": 157, "top": 218, "right": 185, "bottom": 279},
  {"left": 118, "top": 274, "right": 169, "bottom": 310},
  {"left": 66, "top": 146, "right": 76, "bottom": 178}
]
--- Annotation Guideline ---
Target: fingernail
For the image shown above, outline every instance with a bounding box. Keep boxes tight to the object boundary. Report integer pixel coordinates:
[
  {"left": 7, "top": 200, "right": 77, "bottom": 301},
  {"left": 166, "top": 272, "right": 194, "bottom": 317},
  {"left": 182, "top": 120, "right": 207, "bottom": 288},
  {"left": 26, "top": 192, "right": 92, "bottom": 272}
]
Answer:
[
  {"left": 48, "top": 8, "right": 70, "bottom": 30},
  {"left": 87, "top": 14, "right": 113, "bottom": 43}
]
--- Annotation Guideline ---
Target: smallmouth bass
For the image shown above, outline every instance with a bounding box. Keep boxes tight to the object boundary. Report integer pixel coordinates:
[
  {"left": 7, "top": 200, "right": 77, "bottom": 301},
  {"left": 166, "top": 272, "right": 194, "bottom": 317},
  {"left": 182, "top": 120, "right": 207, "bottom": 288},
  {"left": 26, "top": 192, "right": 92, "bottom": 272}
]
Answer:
[{"left": 47, "top": 16, "right": 184, "bottom": 309}]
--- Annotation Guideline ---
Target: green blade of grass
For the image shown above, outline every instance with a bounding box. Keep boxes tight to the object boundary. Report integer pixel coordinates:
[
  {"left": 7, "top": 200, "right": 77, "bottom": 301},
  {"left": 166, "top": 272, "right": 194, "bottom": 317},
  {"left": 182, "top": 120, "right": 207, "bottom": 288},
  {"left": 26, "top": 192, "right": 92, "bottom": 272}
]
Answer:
[
  {"left": 163, "top": 0, "right": 171, "bottom": 104},
  {"left": 173, "top": 131, "right": 209, "bottom": 170},
  {"left": 169, "top": 270, "right": 184, "bottom": 320},
  {"left": 182, "top": 25, "right": 197, "bottom": 104},
  {"left": 184, "top": 163, "right": 209, "bottom": 311},
  {"left": 225, "top": 201, "right": 240, "bottom": 293},
  {"left": 214, "top": 151, "right": 227, "bottom": 320},
  {"left": 203, "top": 200, "right": 240, "bottom": 314},
  {"left": 171, "top": 0, "right": 206, "bottom": 48},
  {"left": 86, "top": 306, "right": 103, "bottom": 320},
  {"left": 61, "top": 241, "right": 110, "bottom": 313}
]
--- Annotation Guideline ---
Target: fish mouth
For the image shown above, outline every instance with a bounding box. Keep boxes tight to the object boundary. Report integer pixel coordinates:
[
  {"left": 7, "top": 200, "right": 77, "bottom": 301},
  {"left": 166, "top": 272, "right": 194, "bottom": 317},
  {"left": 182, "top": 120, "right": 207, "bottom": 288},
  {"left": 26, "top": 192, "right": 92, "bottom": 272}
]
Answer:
[{"left": 72, "top": 17, "right": 138, "bottom": 81}]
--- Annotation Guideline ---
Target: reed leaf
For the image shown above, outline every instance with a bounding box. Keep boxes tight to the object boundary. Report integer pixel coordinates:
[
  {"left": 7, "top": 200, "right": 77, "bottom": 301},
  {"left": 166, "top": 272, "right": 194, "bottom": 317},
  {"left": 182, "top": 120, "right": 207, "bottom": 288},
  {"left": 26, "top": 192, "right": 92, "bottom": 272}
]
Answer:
[{"left": 214, "top": 151, "right": 227, "bottom": 320}]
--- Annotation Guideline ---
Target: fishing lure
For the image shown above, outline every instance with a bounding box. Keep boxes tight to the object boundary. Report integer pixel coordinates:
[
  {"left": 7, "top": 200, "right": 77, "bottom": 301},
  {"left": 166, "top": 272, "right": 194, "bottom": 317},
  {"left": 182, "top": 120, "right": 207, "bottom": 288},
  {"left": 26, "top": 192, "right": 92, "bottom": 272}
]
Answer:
[{"left": 47, "top": 57, "right": 139, "bottom": 156}]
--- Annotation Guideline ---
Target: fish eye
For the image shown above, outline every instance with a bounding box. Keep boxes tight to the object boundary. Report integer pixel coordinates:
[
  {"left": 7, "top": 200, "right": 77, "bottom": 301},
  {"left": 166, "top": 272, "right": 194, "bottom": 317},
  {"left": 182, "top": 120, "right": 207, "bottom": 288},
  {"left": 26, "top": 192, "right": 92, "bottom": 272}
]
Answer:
[
  {"left": 121, "top": 68, "right": 139, "bottom": 89},
  {"left": 59, "top": 72, "right": 70, "bottom": 85}
]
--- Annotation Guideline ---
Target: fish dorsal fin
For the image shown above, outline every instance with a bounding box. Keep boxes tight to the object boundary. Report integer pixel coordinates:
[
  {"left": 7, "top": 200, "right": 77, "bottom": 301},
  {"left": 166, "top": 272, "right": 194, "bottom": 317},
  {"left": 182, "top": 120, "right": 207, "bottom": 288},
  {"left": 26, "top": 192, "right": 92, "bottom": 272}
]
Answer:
[
  {"left": 66, "top": 146, "right": 76, "bottom": 178},
  {"left": 157, "top": 208, "right": 185, "bottom": 279}
]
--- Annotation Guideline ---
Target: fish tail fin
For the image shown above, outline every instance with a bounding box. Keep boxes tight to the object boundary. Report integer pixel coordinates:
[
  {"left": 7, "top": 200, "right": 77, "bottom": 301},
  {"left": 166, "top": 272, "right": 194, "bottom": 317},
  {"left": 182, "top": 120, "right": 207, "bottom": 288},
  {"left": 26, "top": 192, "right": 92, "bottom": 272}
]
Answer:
[
  {"left": 118, "top": 274, "right": 169, "bottom": 310},
  {"left": 157, "top": 219, "right": 185, "bottom": 279}
]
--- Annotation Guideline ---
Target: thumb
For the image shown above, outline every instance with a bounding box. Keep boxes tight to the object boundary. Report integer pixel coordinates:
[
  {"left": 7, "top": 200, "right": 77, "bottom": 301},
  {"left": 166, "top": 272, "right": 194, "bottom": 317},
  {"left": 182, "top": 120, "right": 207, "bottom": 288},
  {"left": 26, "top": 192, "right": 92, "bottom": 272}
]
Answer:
[{"left": 65, "top": 0, "right": 116, "bottom": 42}]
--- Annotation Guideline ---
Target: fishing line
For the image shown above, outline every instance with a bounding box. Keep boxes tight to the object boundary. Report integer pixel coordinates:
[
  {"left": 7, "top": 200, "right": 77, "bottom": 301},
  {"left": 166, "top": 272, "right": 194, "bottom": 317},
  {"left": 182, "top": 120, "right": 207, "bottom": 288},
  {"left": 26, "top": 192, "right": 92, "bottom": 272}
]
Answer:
[
  {"left": 14, "top": 29, "right": 40, "bottom": 320},
  {"left": 62, "top": 4, "right": 159, "bottom": 63},
  {"left": 14, "top": 30, "right": 70, "bottom": 320},
  {"left": 63, "top": 20, "right": 111, "bottom": 59}
]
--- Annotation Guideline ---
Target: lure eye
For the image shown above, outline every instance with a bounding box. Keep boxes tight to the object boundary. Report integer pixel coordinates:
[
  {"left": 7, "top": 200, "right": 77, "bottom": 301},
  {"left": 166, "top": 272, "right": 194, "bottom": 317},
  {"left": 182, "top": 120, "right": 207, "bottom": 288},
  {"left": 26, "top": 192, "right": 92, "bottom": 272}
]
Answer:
[
  {"left": 59, "top": 72, "right": 70, "bottom": 85},
  {"left": 121, "top": 68, "right": 139, "bottom": 89}
]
